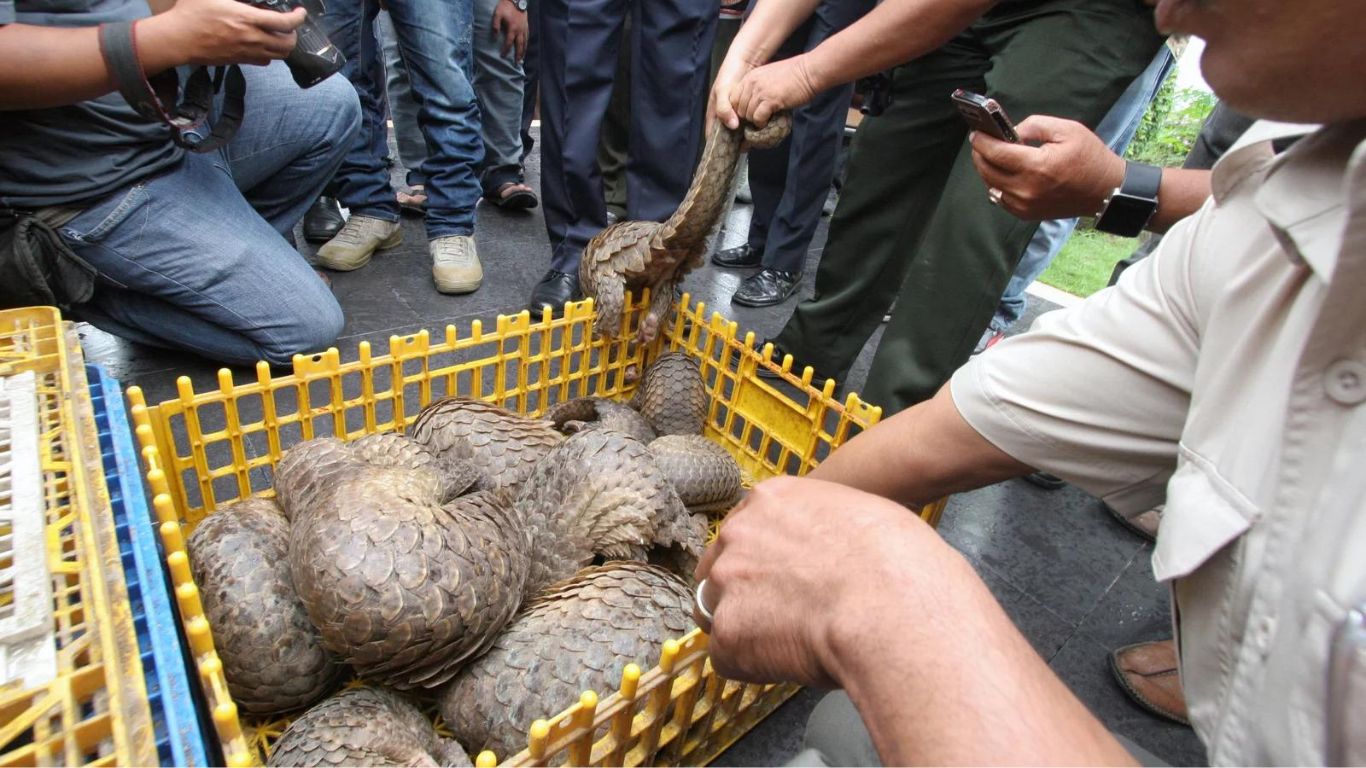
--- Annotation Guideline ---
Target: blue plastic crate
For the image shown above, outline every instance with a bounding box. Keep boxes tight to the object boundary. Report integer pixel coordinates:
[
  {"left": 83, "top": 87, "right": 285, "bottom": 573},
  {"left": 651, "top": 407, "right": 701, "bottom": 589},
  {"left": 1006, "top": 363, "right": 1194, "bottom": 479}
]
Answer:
[{"left": 87, "top": 364, "right": 210, "bottom": 767}]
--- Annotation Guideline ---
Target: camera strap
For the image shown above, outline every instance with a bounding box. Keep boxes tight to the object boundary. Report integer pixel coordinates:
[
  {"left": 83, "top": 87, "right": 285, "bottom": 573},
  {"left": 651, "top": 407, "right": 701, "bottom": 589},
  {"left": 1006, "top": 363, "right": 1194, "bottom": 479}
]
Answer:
[{"left": 98, "top": 20, "right": 246, "bottom": 153}]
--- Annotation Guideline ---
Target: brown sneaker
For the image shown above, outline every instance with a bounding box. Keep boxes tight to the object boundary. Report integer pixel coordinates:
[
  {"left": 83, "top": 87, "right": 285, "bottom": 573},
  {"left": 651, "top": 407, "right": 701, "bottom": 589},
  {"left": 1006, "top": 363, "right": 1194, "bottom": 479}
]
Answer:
[
  {"left": 317, "top": 215, "right": 402, "bottom": 271},
  {"left": 1111, "top": 639, "right": 1190, "bottom": 725},
  {"left": 1109, "top": 503, "right": 1164, "bottom": 542}
]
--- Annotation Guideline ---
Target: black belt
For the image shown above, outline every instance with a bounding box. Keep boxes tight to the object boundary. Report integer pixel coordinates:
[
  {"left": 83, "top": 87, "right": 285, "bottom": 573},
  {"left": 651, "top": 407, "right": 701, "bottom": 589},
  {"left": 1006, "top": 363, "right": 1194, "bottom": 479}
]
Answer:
[{"left": 98, "top": 20, "right": 245, "bottom": 152}]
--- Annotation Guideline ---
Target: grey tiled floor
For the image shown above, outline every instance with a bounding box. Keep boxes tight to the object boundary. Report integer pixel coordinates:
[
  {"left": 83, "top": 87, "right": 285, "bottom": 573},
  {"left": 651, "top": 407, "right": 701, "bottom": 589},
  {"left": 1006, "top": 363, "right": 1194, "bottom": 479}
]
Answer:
[{"left": 78, "top": 139, "right": 1206, "bottom": 766}]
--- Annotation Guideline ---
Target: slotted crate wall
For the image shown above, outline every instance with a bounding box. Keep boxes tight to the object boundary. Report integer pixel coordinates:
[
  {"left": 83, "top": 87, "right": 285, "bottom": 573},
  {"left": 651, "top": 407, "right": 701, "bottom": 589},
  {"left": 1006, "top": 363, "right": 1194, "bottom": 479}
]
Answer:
[
  {"left": 127, "top": 295, "right": 946, "bottom": 766},
  {"left": 0, "top": 308, "right": 157, "bottom": 767}
]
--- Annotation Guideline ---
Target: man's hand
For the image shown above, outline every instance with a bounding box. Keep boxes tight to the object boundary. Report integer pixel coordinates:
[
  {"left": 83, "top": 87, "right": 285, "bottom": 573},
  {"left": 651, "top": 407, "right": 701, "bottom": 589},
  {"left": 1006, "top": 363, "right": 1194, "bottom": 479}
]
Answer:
[
  {"left": 709, "top": 48, "right": 759, "bottom": 130},
  {"left": 491, "top": 0, "right": 528, "bottom": 62},
  {"left": 694, "top": 476, "right": 945, "bottom": 687},
  {"left": 969, "top": 115, "right": 1125, "bottom": 221},
  {"left": 139, "top": 0, "right": 305, "bottom": 67},
  {"left": 728, "top": 54, "right": 818, "bottom": 128}
]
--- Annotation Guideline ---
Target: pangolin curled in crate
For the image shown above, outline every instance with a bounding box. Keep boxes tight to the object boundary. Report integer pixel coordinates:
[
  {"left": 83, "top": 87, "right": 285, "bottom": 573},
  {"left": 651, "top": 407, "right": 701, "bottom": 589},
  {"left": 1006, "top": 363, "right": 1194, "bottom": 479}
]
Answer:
[
  {"left": 186, "top": 497, "right": 343, "bottom": 716},
  {"left": 437, "top": 562, "right": 695, "bottom": 758},
  {"left": 648, "top": 434, "right": 743, "bottom": 513},
  {"left": 407, "top": 398, "right": 564, "bottom": 492},
  {"left": 514, "top": 427, "right": 707, "bottom": 592},
  {"left": 267, "top": 686, "right": 472, "bottom": 767},
  {"left": 630, "top": 352, "right": 707, "bottom": 437},
  {"left": 544, "top": 396, "right": 657, "bottom": 444},
  {"left": 276, "top": 435, "right": 531, "bottom": 689}
]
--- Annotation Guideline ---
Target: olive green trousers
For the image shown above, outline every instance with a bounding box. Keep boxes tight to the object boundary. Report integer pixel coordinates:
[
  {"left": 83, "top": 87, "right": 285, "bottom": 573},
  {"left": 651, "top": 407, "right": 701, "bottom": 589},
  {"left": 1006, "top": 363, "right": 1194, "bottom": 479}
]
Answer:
[{"left": 773, "top": 0, "right": 1164, "bottom": 415}]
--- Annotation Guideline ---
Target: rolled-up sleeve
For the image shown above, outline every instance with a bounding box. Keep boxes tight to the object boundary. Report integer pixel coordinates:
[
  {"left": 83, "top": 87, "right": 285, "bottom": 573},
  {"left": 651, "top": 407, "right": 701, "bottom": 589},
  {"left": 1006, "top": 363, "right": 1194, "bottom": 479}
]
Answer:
[{"left": 951, "top": 206, "right": 1211, "bottom": 515}]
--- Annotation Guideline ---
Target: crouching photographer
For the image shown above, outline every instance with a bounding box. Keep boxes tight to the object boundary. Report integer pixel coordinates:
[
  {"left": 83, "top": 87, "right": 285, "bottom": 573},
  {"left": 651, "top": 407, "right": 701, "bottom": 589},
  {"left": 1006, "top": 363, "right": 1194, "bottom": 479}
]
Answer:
[{"left": 0, "top": 0, "right": 360, "bottom": 365}]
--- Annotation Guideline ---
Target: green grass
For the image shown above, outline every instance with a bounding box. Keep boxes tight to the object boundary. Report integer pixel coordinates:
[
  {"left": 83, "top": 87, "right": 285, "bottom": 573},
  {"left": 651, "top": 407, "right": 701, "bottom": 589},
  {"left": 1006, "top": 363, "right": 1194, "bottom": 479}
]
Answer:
[{"left": 1037, "top": 228, "right": 1141, "bottom": 298}]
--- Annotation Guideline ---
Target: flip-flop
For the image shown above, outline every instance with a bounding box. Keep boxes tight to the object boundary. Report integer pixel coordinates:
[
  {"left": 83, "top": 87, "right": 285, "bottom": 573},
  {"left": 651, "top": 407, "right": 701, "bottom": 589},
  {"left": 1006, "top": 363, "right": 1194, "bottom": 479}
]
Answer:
[
  {"left": 397, "top": 185, "right": 427, "bottom": 214},
  {"left": 491, "top": 182, "right": 538, "bottom": 211}
]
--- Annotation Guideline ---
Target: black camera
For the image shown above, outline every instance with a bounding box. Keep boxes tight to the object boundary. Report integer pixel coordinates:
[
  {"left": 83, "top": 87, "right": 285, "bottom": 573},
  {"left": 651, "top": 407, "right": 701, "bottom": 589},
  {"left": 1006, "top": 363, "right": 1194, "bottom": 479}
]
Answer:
[{"left": 245, "top": 0, "right": 345, "bottom": 88}]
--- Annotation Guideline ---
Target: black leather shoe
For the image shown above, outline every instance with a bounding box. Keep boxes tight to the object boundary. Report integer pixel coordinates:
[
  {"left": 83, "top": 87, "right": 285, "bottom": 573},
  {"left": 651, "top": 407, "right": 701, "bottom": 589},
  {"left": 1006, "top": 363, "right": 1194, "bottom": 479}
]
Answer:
[
  {"left": 303, "top": 196, "right": 344, "bottom": 243},
  {"left": 712, "top": 244, "right": 762, "bottom": 269},
  {"left": 733, "top": 268, "right": 801, "bottom": 308},
  {"left": 528, "top": 270, "right": 580, "bottom": 313}
]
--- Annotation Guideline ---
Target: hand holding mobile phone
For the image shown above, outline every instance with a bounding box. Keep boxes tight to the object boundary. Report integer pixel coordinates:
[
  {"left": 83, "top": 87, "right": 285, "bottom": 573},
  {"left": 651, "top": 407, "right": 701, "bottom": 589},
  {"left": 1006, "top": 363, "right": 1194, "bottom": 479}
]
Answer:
[{"left": 951, "top": 89, "right": 1020, "bottom": 143}]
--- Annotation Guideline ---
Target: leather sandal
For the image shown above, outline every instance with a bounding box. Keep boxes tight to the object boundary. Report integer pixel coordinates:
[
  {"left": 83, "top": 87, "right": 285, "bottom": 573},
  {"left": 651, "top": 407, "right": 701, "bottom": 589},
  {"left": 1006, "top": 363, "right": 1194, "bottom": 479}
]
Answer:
[
  {"left": 491, "top": 181, "right": 538, "bottom": 211},
  {"left": 397, "top": 185, "right": 427, "bottom": 214}
]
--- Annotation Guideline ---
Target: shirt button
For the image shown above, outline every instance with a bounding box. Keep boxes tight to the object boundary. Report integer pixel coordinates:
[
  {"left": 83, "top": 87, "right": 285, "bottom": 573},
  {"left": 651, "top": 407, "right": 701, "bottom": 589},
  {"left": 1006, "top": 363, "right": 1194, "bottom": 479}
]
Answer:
[
  {"left": 1255, "top": 616, "right": 1277, "bottom": 652},
  {"left": 1324, "top": 360, "right": 1366, "bottom": 405}
]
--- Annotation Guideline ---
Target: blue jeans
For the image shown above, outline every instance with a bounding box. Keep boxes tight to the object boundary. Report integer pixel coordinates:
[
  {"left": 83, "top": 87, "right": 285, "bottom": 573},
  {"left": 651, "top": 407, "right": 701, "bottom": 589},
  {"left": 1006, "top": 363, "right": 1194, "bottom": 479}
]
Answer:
[
  {"left": 382, "top": 0, "right": 527, "bottom": 195},
  {"left": 324, "top": 0, "right": 483, "bottom": 238},
  {"left": 56, "top": 62, "right": 359, "bottom": 366},
  {"left": 377, "top": 10, "right": 428, "bottom": 187},
  {"left": 990, "top": 45, "right": 1175, "bottom": 332}
]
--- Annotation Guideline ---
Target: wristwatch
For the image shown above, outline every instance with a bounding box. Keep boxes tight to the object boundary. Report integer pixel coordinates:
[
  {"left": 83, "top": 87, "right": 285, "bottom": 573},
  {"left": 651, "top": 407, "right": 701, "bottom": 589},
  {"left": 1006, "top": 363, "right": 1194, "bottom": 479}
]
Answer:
[
  {"left": 1094, "top": 161, "right": 1161, "bottom": 237},
  {"left": 513, "top": 0, "right": 527, "bottom": 10}
]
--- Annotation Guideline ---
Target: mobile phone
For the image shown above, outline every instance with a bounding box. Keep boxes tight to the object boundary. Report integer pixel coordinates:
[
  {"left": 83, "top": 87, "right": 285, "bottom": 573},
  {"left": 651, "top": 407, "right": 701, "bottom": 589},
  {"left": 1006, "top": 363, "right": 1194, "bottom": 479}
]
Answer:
[{"left": 951, "top": 89, "right": 1020, "bottom": 143}]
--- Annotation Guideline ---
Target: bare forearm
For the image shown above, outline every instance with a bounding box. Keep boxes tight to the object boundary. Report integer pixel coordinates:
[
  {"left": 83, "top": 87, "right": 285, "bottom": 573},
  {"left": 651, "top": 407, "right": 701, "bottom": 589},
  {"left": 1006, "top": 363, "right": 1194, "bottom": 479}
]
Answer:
[
  {"left": 1146, "top": 168, "right": 1211, "bottom": 233},
  {"left": 801, "top": 0, "right": 995, "bottom": 93},
  {"left": 0, "top": 18, "right": 183, "bottom": 108},
  {"left": 831, "top": 545, "right": 1136, "bottom": 765},
  {"left": 809, "top": 384, "right": 1029, "bottom": 508},
  {"left": 726, "top": 0, "right": 823, "bottom": 68}
]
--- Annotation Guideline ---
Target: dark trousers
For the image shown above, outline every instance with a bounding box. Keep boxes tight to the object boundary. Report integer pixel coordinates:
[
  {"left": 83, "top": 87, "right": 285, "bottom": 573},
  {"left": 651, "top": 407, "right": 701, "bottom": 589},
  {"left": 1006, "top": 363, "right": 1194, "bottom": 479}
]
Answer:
[
  {"left": 537, "top": 0, "right": 717, "bottom": 273},
  {"left": 746, "top": 0, "right": 872, "bottom": 273},
  {"left": 774, "top": 0, "right": 1163, "bottom": 414}
]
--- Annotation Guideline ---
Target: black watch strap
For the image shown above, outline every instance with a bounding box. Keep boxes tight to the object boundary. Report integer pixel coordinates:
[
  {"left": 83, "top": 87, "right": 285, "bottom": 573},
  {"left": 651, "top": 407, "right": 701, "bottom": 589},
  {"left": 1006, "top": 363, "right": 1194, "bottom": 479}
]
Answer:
[
  {"left": 99, "top": 21, "right": 246, "bottom": 153},
  {"left": 1123, "top": 161, "right": 1163, "bottom": 200},
  {"left": 1095, "top": 161, "right": 1162, "bottom": 237}
]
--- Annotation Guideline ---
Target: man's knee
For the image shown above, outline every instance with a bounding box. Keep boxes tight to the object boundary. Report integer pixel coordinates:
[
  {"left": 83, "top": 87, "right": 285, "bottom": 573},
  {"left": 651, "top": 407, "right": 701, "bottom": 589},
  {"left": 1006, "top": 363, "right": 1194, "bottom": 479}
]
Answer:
[
  {"left": 262, "top": 291, "right": 345, "bottom": 365},
  {"left": 313, "top": 74, "right": 363, "bottom": 149}
]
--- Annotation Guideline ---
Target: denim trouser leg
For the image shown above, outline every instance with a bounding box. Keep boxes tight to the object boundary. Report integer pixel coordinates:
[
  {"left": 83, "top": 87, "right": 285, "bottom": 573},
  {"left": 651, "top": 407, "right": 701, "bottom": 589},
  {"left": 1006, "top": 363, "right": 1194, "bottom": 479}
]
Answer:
[
  {"left": 322, "top": 0, "right": 399, "bottom": 223},
  {"left": 472, "top": 0, "right": 527, "bottom": 194},
  {"left": 990, "top": 45, "right": 1176, "bottom": 331},
  {"left": 377, "top": 10, "right": 430, "bottom": 185},
  {"left": 58, "top": 62, "right": 356, "bottom": 365},
  {"left": 387, "top": 0, "right": 483, "bottom": 237},
  {"left": 327, "top": 0, "right": 482, "bottom": 237}
]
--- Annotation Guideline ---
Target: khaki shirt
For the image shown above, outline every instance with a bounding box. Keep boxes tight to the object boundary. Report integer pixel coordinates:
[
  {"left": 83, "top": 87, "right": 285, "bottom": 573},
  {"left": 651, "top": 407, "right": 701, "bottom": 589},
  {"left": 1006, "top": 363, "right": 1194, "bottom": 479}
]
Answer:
[{"left": 951, "top": 119, "right": 1366, "bottom": 765}]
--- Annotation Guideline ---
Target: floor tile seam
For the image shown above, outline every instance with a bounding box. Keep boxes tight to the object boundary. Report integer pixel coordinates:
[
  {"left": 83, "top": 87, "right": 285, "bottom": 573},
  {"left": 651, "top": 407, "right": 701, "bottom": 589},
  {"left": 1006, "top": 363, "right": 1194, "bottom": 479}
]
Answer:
[
  {"left": 1068, "top": 542, "right": 1157, "bottom": 650},
  {"left": 968, "top": 554, "right": 1081, "bottom": 636}
]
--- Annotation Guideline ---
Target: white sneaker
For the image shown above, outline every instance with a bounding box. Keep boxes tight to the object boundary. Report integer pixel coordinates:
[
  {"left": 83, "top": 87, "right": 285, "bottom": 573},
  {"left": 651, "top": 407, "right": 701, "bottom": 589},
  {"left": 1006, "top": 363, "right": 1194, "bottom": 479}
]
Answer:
[
  {"left": 316, "top": 215, "right": 402, "bottom": 271},
  {"left": 430, "top": 235, "right": 482, "bottom": 294}
]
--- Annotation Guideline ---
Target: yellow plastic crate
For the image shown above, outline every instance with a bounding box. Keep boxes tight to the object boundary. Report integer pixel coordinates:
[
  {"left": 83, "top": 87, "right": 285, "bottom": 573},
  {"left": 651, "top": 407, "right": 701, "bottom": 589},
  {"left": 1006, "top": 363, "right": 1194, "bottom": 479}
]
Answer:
[
  {"left": 0, "top": 307, "right": 157, "bottom": 767},
  {"left": 126, "top": 295, "right": 945, "bottom": 767}
]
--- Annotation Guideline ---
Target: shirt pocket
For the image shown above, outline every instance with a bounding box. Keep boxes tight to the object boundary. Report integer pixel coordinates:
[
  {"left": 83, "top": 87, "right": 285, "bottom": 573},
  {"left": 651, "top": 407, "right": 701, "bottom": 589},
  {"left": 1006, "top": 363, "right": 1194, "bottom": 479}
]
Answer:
[{"left": 1152, "top": 445, "right": 1259, "bottom": 582}]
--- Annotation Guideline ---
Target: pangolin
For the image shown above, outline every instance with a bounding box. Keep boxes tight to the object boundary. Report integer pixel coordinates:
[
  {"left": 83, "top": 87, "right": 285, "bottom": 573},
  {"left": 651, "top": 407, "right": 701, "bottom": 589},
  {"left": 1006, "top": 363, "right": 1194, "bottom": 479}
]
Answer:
[
  {"left": 275, "top": 435, "right": 531, "bottom": 689},
  {"left": 630, "top": 352, "right": 707, "bottom": 436},
  {"left": 648, "top": 434, "right": 743, "bottom": 514},
  {"left": 186, "top": 497, "right": 342, "bottom": 716},
  {"left": 543, "top": 396, "right": 656, "bottom": 444},
  {"left": 437, "top": 563, "right": 695, "bottom": 759},
  {"left": 513, "top": 427, "right": 707, "bottom": 592},
  {"left": 407, "top": 398, "right": 564, "bottom": 492},
  {"left": 267, "top": 686, "right": 472, "bottom": 767},
  {"left": 580, "top": 115, "right": 792, "bottom": 343}
]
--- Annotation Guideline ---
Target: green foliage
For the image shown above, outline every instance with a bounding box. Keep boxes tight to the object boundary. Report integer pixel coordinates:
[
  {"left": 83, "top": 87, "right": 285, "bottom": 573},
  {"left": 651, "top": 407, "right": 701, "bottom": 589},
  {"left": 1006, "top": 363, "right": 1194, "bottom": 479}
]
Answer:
[
  {"left": 1038, "top": 229, "right": 1140, "bottom": 298},
  {"left": 1124, "top": 71, "right": 1218, "bottom": 167}
]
